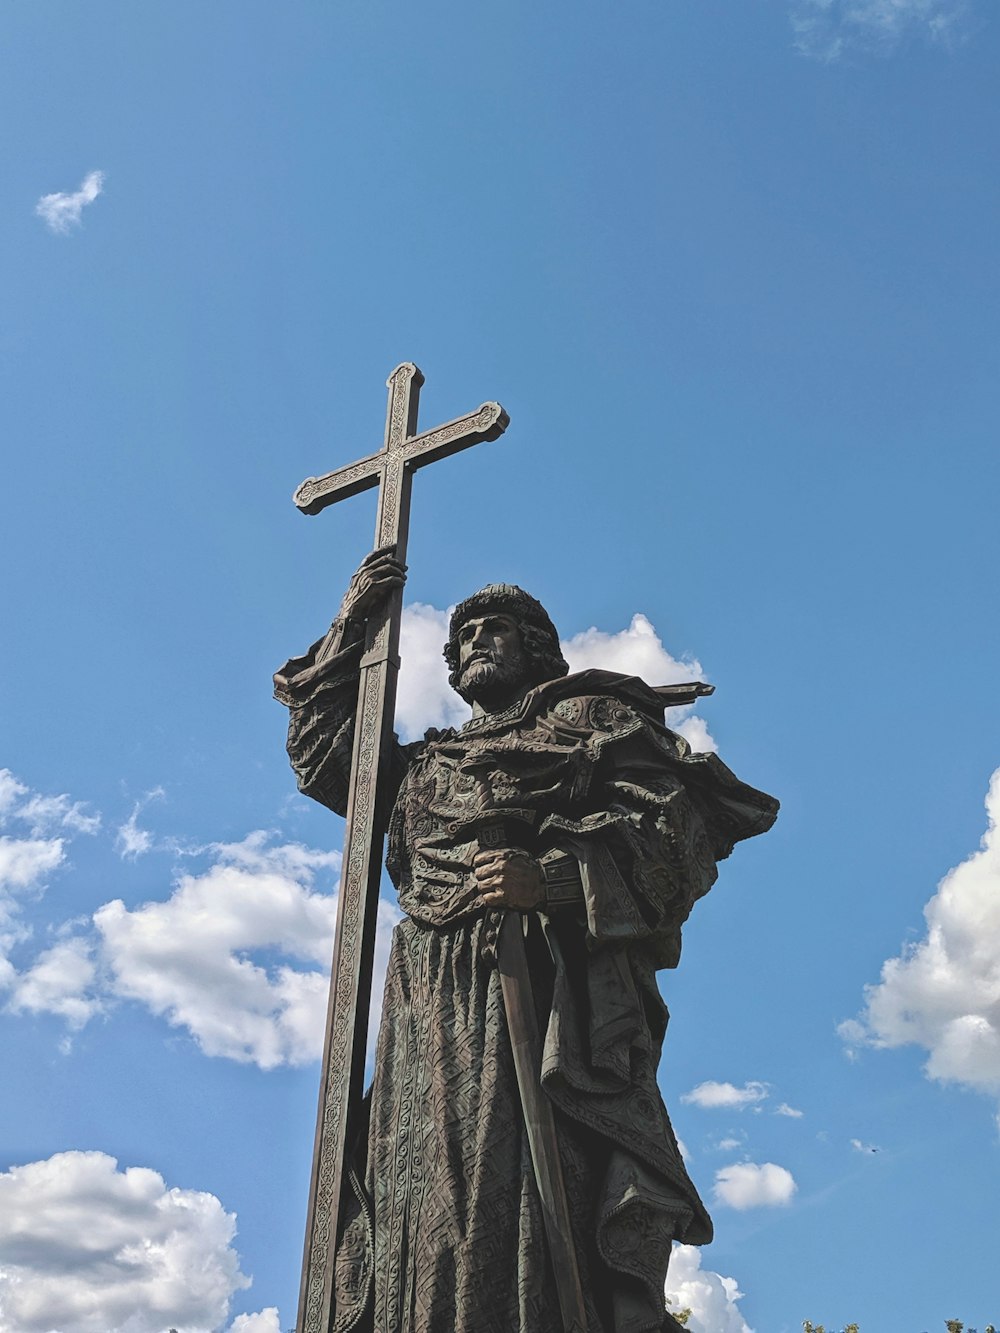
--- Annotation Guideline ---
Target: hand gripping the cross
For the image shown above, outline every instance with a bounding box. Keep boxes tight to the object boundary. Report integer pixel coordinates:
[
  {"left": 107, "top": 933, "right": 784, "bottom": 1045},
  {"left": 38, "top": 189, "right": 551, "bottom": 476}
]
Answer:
[
  {"left": 312, "top": 547, "right": 406, "bottom": 667},
  {"left": 340, "top": 545, "right": 407, "bottom": 622}
]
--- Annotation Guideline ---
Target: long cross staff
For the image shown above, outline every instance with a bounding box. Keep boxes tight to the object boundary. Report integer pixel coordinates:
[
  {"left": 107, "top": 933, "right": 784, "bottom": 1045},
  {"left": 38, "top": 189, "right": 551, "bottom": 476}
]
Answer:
[{"left": 292, "top": 363, "right": 508, "bottom": 1333}]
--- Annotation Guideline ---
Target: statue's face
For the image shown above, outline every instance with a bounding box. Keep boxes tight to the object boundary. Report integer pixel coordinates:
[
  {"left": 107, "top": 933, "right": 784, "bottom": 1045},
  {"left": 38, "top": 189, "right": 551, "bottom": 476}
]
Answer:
[{"left": 455, "top": 612, "right": 529, "bottom": 708}]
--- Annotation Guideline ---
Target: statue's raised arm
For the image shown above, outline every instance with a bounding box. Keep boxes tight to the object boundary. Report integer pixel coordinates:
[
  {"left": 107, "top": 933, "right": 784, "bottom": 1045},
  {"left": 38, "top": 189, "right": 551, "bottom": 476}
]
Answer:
[{"left": 273, "top": 545, "right": 407, "bottom": 815}]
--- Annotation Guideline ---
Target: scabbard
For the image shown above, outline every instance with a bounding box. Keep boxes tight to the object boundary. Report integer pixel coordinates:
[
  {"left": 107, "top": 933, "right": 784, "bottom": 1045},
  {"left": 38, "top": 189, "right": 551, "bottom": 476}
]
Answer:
[{"left": 496, "top": 912, "right": 588, "bottom": 1333}]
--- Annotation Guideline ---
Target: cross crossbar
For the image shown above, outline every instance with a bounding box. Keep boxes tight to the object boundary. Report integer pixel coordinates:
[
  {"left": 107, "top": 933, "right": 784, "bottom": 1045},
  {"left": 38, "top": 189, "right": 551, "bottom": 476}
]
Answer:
[
  {"left": 294, "top": 394, "right": 509, "bottom": 516},
  {"left": 294, "top": 363, "right": 508, "bottom": 1333}
]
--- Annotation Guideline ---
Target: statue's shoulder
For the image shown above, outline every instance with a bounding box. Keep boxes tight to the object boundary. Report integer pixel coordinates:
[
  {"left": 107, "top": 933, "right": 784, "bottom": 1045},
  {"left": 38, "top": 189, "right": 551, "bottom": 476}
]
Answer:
[
  {"left": 531, "top": 670, "right": 668, "bottom": 734},
  {"left": 533, "top": 671, "right": 778, "bottom": 854},
  {"left": 531, "top": 669, "right": 712, "bottom": 724},
  {"left": 397, "top": 726, "right": 457, "bottom": 766}
]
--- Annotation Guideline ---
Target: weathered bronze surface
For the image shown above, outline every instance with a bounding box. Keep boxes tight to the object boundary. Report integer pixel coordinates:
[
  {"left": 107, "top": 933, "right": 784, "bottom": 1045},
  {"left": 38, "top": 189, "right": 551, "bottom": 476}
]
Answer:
[{"left": 275, "top": 368, "right": 778, "bottom": 1333}]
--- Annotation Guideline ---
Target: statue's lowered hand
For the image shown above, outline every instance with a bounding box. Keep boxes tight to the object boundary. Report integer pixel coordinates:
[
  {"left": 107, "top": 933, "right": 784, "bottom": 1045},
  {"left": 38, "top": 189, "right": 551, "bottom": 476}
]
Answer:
[
  {"left": 340, "top": 545, "right": 407, "bottom": 621},
  {"left": 473, "top": 847, "right": 545, "bottom": 911}
]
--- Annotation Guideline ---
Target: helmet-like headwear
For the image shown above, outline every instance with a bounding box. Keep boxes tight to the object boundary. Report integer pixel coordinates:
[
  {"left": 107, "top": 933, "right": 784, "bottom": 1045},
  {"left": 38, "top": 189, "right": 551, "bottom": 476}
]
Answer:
[{"left": 444, "top": 584, "right": 569, "bottom": 694}]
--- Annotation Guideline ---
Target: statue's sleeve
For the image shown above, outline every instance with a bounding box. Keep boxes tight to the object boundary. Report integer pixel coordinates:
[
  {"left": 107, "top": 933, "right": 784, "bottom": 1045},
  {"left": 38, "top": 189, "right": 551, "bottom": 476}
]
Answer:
[
  {"left": 540, "top": 696, "right": 777, "bottom": 969},
  {"left": 273, "top": 616, "right": 412, "bottom": 816}
]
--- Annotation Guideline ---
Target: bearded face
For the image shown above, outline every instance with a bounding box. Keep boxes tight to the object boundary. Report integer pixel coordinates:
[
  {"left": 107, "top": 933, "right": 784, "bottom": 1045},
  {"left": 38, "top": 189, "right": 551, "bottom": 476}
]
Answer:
[{"left": 455, "top": 613, "right": 531, "bottom": 710}]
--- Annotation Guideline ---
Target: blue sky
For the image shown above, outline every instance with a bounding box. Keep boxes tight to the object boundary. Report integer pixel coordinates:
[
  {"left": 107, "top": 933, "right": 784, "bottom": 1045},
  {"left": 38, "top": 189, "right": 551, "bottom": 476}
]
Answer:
[{"left": 2, "top": 1, "right": 999, "bottom": 1329}]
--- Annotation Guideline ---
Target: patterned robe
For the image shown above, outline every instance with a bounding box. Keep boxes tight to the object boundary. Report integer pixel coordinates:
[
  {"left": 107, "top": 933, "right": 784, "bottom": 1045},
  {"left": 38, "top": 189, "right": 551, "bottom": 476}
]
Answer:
[{"left": 275, "top": 621, "right": 778, "bottom": 1333}]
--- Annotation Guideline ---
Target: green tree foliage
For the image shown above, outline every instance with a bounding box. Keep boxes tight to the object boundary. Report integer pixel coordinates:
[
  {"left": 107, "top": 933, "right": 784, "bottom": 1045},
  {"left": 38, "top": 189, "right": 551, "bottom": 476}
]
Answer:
[{"left": 666, "top": 1297, "right": 692, "bottom": 1326}]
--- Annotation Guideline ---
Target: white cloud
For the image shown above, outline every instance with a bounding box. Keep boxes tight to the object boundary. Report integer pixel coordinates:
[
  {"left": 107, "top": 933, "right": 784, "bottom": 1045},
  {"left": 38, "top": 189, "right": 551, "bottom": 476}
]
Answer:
[
  {"left": 116, "top": 787, "right": 165, "bottom": 861},
  {"left": 0, "top": 799, "right": 403, "bottom": 1069},
  {"left": 0, "top": 771, "right": 27, "bottom": 818},
  {"left": 116, "top": 813, "right": 153, "bottom": 860},
  {"left": 395, "top": 604, "right": 715, "bottom": 750},
  {"left": 200, "top": 830, "right": 336, "bottom": 881},
  {"left": 397, "top": 603, "right": 471, "bottom": 741},
  {"left": 94, "top": 832, "right": 400, "bottom": 1069},
  {"left": 0, "top": 770, "right": 102, "bottom": 1012},
  {"left": 790, "top": 0, "right": 970, "bottom": 60},
  {"left": 0, "top": 834, "right": 66, "bottom": 999},
  {"left": 682, "top": 1080, "right": 770, "bottom": 1110},
  {"left": 0, "top": 769, "right": 99, "bottom": 902},
  {"left": 775, "top": 1102, "right": 804, "bottom": 1118},
  {"left": 34, "top": 169, "right": 105, "bottom": 235},
  {"left": 841, "top": 767, "right": 1000, "bottom": 1097},
  {"left": 561, "top": 613, "right": 716, "bottom": 752},
  {"left": 229, "top": 1310, "right": 282, "bottom": 1333},
  {"left": 0, "top": 1150, "right": 249, "bottom": 1332},
  {"left": 850, "top": 1138, "right": 881, "bottom": 1153},
  {"left": 6, "top": 937, "right": 101, "bottom": 1028},
  {"left": 715, "top": 1136, "right": 744, "bottom": 1152},
  {"left": 714, "top": 1161, "right": 797, "bottom": 1210},
  {"left": 561, "top": 612, "right": 703, "bottom": 686},
  {"left": 0, "top": 836, "right": 65, "bottom": 894},
  {"left": 0, "top": 768, "right": 99, "bottom": 840},
  {"left": 672, "top": 713, "right": 717, "bottom": 754},
  {"left": 665, "top": 1244, "right": 753, "bottom": 1333},
  {"left": 14, "top": 792, "right": 100, "bottom": 837}
]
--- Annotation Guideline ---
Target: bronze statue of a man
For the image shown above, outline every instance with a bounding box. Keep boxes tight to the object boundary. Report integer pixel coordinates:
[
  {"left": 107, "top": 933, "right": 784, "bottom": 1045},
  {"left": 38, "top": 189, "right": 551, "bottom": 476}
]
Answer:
[{"left": 275, "top": 547, "right": 778, "bottom": 1333}]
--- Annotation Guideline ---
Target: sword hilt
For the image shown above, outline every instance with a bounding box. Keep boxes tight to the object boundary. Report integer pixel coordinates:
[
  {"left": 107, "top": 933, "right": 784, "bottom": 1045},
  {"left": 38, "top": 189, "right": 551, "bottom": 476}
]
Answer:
[
  {"left": 472, "top": 813, "right": 540, "bottom": 968},
  {"left": 473, "top": 812, "right": 539, "bottom": 854}
]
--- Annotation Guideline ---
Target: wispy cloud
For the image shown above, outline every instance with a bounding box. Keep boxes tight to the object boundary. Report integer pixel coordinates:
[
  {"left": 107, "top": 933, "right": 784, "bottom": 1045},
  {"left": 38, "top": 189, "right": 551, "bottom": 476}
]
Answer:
[
  {"left": 775, "top": 1101, "right": 804, "bottom": 1118},
  {"left": 15, "top": 792, "right": 100, "bottom": 837},
  {"left": 0, "top": 768, "right": 97, "bottom": 1009},
  {"left": 115, "top": 787, "right": 165, "bottom": 861},
  {"left": 790, "top": 0, "right": 971, "bottom": 60},
  {"left": 0, "top": 771, "right": 28, "bottom": 818},
  {"left": 682, "top": 1079, "right": 770, "bottom": 1110},
  {"left": 715, "top": 1136, "right": 744, "bottom": 1152},
  {"left": 35, "top": 169, "right": 105, "bottom": 235},
  {"left": 0, "top": 768, "right": 99, "bottom": 837}
]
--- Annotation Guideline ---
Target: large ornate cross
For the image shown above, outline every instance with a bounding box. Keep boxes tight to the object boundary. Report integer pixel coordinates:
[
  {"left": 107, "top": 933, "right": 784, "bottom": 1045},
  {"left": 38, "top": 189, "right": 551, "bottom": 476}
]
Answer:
[{"left": 292, "top": 363, "right": 508, "bottom": 1333}]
